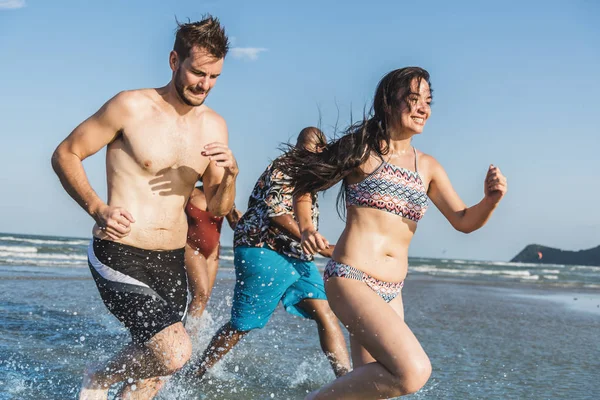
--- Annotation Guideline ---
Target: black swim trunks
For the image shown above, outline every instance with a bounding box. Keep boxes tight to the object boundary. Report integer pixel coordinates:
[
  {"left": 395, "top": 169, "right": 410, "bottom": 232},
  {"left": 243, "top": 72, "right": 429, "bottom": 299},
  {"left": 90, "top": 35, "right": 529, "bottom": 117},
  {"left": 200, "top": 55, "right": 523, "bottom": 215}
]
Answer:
[{"left": 87, "top": 238, "right": 188, "bottom": 344}]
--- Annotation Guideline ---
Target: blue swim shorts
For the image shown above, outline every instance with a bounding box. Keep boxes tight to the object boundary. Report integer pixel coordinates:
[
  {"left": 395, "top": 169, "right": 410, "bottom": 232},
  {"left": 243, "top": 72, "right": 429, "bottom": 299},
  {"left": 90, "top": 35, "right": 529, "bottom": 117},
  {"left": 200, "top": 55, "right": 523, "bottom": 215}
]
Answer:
[{"left": 230, "top": 246, "right": 327, "bottom": 331}]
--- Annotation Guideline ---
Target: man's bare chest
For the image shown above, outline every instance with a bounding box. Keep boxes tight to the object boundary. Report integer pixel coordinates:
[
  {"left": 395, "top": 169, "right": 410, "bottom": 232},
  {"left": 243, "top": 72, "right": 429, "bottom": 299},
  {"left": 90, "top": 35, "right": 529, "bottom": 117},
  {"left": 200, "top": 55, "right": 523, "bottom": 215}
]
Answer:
[{"left": 110, "top": 123, "right": 209, "bottom": 175}]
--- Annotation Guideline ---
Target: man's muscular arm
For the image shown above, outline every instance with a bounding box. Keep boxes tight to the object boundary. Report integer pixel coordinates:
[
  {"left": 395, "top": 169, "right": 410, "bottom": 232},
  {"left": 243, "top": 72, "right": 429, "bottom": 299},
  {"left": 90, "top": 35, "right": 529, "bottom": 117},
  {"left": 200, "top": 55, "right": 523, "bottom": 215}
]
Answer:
[
  {"left": 201, "top": 114, "right": 239, "bottom": 217},
  {"left": 51, "top": 91, "right": 135, "bottom": 240}
]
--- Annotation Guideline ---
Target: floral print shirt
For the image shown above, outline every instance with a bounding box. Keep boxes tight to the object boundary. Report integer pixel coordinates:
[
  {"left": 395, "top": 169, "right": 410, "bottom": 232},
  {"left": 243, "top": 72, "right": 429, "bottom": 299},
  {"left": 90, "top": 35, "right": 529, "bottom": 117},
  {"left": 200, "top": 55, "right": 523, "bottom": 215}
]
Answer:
[{"left": 234, "top": 158, "right": 319, "bottom": 261}]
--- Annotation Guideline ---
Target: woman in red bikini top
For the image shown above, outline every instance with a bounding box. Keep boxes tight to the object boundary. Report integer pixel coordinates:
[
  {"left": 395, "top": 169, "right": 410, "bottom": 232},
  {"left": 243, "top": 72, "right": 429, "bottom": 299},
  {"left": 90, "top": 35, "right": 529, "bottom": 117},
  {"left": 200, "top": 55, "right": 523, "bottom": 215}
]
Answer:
[{"left": 185, "top": 185, "right": 242, "bottom": 319}]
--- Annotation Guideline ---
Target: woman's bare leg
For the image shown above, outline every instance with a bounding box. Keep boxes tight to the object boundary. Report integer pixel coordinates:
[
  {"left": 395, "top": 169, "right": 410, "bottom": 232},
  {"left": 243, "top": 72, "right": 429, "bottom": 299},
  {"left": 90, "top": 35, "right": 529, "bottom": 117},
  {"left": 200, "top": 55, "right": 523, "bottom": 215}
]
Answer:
[
  {"left": 305, "top": 278, "right": 431, "bottom": 400},
  {"left": 185, "top": 244, "right": 219, "bottom": 319},
  {"left": 349, "top": 294, "right": 404, "bottom": 369}
]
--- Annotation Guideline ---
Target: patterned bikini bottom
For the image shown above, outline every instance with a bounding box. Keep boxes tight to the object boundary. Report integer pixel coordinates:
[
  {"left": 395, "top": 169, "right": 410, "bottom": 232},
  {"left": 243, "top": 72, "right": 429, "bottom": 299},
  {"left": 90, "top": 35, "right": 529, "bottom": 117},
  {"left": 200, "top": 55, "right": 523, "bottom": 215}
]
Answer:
[{"left": 323, "top": 260, "right": 404, "bottom": 303}]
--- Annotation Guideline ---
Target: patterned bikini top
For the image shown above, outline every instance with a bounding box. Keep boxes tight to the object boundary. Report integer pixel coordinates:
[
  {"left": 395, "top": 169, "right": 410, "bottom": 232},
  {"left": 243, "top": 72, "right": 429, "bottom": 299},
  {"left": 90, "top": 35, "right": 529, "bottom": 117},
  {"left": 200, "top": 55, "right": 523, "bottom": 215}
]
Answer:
[{"left": 345, "top": 147, "right": 429, "bottom": 222}]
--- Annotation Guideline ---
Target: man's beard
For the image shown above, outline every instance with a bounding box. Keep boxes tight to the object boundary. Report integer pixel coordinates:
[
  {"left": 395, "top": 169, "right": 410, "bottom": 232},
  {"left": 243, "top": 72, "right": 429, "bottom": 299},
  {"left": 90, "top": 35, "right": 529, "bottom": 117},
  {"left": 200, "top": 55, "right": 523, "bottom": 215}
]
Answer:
[{"left": 174, "top": 68, "right": 207, "bottom": 107}]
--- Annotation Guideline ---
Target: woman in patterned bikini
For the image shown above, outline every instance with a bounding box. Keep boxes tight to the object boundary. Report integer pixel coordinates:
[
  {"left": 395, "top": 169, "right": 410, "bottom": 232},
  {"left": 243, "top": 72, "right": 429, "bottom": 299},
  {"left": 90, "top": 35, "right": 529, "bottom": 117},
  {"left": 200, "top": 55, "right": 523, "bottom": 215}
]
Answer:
[{"left": 277, "top": 67, "right": 508, "bottom": 399}]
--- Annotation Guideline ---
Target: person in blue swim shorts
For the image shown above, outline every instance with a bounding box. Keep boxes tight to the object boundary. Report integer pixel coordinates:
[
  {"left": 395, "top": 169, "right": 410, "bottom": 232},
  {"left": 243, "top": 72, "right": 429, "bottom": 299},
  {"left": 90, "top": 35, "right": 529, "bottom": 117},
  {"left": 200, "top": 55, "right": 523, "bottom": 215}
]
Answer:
[{"left": 192, "top": 127, "right": 350, "bottom": 379}]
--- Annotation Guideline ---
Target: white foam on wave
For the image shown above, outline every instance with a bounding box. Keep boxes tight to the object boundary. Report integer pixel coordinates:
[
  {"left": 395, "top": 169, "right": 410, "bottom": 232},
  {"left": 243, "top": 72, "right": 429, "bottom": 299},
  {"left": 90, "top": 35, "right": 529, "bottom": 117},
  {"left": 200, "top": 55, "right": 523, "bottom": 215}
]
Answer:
[
  {"left": 468, "top": 260, "right": 543, "bottom": 271},
  {"left": 410, "top": 257, "right": 441, "bottom": 264},
  {"left": 288, "top": 358, "right": 332, "bottom": 387},
  {"left": 0, "top": 235, "right": 88, "bottom": 246},
  {"left": 478, "top": 260, "right": 553, "bottom": 268},
  {"left": 571, "top": 265, "right": 600, "bottom": 272},
  {"left": 412, "top": 265, "right": 536, "bottom": 278},
  {"left": 539, "top": 269, "right": 561, "bottom": 274},
  {"left": 520, "top": 274, "right": 540, "bottom": 280},
  {"left": 1, "top": 258, "right": 87, "bottom": 267},
  {"left": 583, "top": 283, "right": 600, "bottom": 289},
  {"left": 0, "top": 251, "right": 87, "bottom": 261},
  {"left": 220, "top": 247, "right": 234, "bottom": 254},
  {"left": 4, "top": 376, "right": 28, "bottom": 396},
  {"left": 0, "top": 245, "right": 38, "bottom": 253}
]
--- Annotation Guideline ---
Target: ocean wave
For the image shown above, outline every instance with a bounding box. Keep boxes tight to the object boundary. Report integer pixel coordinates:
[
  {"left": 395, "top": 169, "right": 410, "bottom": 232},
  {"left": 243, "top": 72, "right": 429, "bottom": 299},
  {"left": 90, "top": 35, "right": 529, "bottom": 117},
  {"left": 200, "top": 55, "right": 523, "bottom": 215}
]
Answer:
[
  {"left": 411, "top": 265, "right": 535, "bottom": 277},
  {"left": 0, "top": 245, "right": 38, "bottom": 253},
  {"left": 513, "top": 274, "right": 540, "bottom": 280},
  {"left": 1, "top": 258, "right": 87, "bottom": 267},
  {"left": 0, "top": 235, "right": 89, "bottom": 246},
  {"left": 0, "top": 251, "right": 87, "bottom": 261},
  {"left": 582, "top": 284, "right": 600, "bottom": 289},
  {"left": 539, "top": 269, "right": 561, "bottom": 274},
  {"left": 1, "top": 234, "right": 598, "bottom": 287},
  {"left": 477, "top": 260, "right": 550, "bottom": 268},
  {"left": 571, "top": 265, "right": 600, "bottom": 272}
]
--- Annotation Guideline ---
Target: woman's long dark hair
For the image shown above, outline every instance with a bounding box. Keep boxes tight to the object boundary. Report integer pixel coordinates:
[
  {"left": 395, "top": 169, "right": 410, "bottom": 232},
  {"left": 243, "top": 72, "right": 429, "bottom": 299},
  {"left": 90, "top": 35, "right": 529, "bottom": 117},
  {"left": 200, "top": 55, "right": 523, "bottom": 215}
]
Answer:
[{"left": 276, "top": 67, "right": 432, "bottom": 215}]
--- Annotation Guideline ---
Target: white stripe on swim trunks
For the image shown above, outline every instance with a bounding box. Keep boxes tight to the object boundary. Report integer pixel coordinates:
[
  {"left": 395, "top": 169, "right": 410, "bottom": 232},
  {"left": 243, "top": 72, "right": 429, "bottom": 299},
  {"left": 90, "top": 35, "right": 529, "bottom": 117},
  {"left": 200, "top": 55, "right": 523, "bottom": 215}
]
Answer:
[{"left": 87, "top": 240, "right": 150, "bottom": 287}]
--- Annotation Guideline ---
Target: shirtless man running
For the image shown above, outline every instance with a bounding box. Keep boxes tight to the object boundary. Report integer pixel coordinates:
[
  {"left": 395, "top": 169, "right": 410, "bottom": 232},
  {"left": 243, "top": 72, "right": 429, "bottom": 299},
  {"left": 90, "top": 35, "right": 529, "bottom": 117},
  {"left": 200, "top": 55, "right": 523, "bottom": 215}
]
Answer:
[{"left": 51, "top": 16, "right": 237, "bottom": 400}]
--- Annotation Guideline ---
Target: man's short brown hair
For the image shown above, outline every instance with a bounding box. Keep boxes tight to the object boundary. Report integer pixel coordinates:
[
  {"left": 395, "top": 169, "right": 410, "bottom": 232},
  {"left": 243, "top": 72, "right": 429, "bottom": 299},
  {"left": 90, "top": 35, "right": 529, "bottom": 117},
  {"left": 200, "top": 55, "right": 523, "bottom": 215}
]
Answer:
[{"left": 174, "top": 15, "right": 229, "bottom": 61}]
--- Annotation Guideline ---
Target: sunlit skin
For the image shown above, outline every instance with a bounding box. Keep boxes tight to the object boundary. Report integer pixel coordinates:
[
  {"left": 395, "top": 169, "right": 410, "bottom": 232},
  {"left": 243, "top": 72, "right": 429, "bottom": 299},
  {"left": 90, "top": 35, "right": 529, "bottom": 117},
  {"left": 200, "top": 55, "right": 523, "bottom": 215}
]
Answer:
[
  {"left": 390, "top": 79, "right": 432, "bottom": 137},
  {"left": 295, "top": 76, "right": 507, "bottom": 399},
  {"left": 302, "top": 78, "right": 506, "bottom": 283},
  {"left": 185, "top": 186, "right": 241, "bottom": 320},
  {"left": 171, "top": 46, "right": 224, "bottom": 107},
  {"left": 52, "top": 37, "right": 237, "bottom": 400},
  {"left": 190, "top": 128, "right": 351, "bottom": 382}
]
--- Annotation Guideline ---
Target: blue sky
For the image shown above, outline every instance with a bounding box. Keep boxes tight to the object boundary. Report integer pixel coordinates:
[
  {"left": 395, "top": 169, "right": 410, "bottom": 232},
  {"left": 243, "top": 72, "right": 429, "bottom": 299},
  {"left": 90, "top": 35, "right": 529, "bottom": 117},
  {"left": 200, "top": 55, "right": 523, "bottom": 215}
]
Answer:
[{"left": 0, "top": 0, "right": 598, "bottom": 261}]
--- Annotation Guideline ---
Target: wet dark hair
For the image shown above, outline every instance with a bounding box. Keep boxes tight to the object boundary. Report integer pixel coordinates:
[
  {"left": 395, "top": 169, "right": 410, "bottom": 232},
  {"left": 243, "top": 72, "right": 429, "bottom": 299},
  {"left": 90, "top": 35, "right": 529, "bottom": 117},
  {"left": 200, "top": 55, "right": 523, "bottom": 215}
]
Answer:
[
  {"left": 174, "top": 14, "right": 230, "bottom": 61},
  {"left": 275, "top": 67, "right": 432, "bottom": 216}
]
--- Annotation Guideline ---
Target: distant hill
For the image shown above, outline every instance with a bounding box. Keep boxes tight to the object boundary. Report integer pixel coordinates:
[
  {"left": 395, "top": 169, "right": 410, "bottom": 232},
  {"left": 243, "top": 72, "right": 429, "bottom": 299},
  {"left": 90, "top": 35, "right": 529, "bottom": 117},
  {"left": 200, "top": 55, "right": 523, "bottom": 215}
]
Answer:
[{"left": 511, "top": 244, "right": 600, "bottom": 266}]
